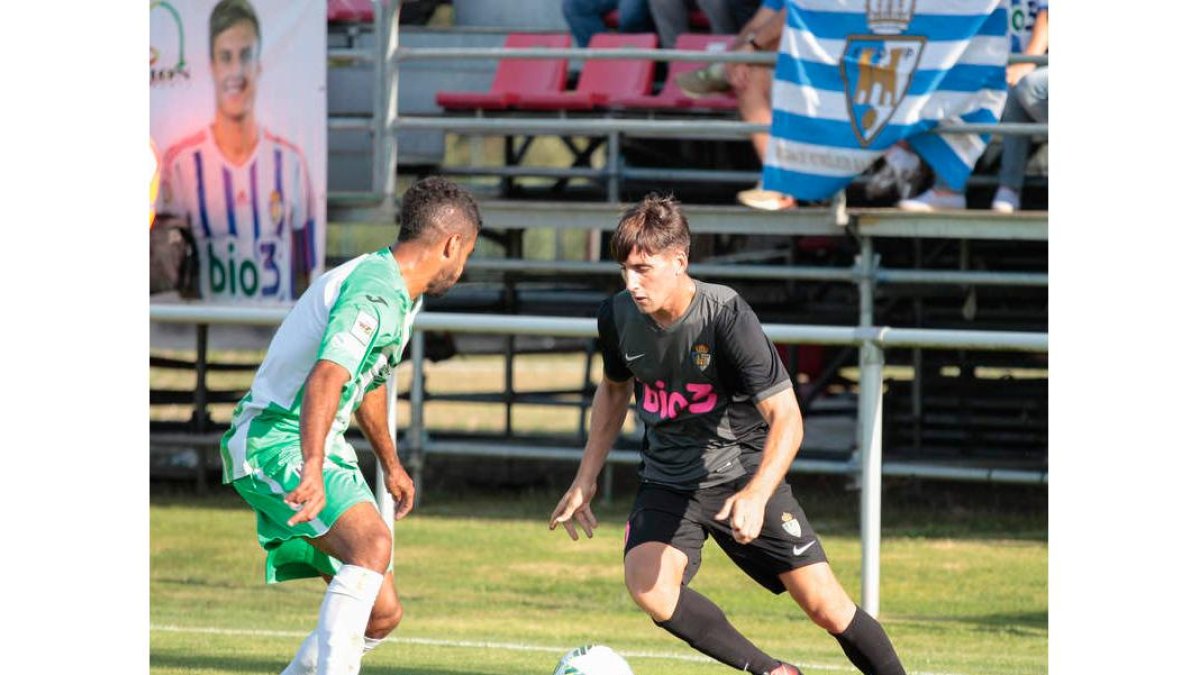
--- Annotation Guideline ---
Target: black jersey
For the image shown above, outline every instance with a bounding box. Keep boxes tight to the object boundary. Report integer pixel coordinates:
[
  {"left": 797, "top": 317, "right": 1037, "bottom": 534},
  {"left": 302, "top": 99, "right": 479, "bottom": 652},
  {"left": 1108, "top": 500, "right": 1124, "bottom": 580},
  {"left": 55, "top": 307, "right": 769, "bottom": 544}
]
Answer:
[{"left": 597, "top": 280, "right": 792, "bottom": 489}]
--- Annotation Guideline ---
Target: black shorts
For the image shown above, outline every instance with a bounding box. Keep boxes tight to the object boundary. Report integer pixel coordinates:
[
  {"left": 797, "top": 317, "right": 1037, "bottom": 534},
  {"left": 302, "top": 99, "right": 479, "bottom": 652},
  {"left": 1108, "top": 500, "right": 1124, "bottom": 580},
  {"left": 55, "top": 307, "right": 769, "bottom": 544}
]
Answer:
[{"left": 623, "top": 475, "right": 828, "bottom": 595}]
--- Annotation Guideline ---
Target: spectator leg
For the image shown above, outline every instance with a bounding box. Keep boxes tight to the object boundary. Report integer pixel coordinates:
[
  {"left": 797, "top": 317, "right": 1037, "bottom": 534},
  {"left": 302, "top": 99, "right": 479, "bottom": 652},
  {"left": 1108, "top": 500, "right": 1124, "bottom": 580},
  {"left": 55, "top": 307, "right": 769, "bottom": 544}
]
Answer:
[
  {"left": 997, "top": 67, "right": 1048, "bottom": 191},
  {"left": 738, "top": 64, "right": 774, "bottom": 162},
  {"left": 729, "top": 0, "right": 760, "bottom": 31},
  {"left": 648, "top": 0, "right": 690, "bottom": 48},
  {"left": 696, "top": 0, "right": 739, "bottom": 34},
  {"left": 562, "top": 0, "right": 620, "bottom": 48},
  {"left": 618, "top": 0, "right": 656, "bottom": 34}
]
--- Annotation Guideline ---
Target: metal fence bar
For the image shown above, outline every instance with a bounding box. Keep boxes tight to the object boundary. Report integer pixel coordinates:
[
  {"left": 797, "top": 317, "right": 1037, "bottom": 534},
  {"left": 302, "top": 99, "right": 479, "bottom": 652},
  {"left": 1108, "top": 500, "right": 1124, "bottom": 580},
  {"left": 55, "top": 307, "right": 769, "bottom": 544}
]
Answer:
[
  {"left": 464, "top": 258, "right": 1047, "bottom": 287},
  {"left": 385, "top": 46, "right": 1046, "bottom": 67},
  {"left": 420, "top": 440, "right": 1047, "bottom": 483},
  {"left": 395, "top": 46, "right": 775, "bottom": 63},
  {"left": 389, "top": 116, "right": 1046, "bottom": 138},
  {"left": 621, "top": 166, "right": 762, "bottom": 184},
  {"left": 147, "top": 306, "right": 1047, "bottom": 351},
  {"left": 439, "top": 165, "right": 607, "bottom": 180},
  {"left": 332, "top": 44, "right": 1046, "bottom": 68}
]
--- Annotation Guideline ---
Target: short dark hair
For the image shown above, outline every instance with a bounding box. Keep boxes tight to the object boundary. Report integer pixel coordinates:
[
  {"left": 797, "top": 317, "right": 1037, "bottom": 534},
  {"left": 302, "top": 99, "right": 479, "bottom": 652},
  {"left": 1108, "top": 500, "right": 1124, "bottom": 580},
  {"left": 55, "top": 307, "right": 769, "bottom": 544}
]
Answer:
[
  {"left": 397, "top": 176, "right": 483, "bottom": 243},
  {"left": 610, "top": 193, "right": 691, "bottom": 262},
  {"left": 209, "top": 0, "right": 261, "bottom": 60}
]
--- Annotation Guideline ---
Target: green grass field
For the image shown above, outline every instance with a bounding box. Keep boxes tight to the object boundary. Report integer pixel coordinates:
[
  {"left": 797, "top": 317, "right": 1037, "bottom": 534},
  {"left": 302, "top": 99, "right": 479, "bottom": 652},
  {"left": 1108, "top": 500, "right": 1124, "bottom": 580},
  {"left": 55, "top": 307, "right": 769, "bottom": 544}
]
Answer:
[{"left": 150, "top": 484, "right": 1046, "bottom": 675}]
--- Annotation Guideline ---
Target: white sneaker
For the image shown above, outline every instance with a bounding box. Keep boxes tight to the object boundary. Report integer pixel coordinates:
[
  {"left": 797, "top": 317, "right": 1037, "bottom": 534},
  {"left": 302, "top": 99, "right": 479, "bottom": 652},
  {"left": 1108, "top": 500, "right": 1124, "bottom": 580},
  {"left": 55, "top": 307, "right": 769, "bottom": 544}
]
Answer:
[
  {"left": 991, "top": 186, "right": 1020, "bottom": 213},
  {"left": 737, "top": 184, "right": 796, "bottom": 211},
  {"left": 897, "top": 188, "right": 966, "bottom": 211}
]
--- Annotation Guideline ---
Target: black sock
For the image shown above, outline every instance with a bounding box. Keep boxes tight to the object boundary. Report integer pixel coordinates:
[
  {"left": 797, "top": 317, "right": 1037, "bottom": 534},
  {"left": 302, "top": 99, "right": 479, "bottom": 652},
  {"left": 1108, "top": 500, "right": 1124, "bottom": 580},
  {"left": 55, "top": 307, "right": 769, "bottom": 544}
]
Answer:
[
  {"left": 831, "top": 605, "right": 905, "bottom": 675},
  {"left": 655, "top": 585, "right": 782, "bottom": 674}
]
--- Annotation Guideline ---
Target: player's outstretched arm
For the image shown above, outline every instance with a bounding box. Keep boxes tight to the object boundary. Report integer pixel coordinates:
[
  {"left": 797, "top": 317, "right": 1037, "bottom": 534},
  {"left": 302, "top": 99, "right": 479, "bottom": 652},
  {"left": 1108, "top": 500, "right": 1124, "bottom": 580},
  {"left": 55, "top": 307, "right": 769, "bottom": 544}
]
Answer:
[
  {"left": 549, "top": 376, "right": 633, "bottom": 540},
  {"left": 715, "top": 387, "right": 804, "bottom": 543},
  {"left": 287, "top": 359, "right": 352, "bottom": 526},
  {"left": 355, "top": 384, "right": 416, "bottom": 519}
]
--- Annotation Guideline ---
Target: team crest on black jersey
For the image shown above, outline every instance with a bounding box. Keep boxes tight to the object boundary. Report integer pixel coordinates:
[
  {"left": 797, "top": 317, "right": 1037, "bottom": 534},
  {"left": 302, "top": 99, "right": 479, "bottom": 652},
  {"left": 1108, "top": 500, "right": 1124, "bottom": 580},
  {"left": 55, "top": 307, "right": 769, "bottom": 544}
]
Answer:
[
  {"left": 691, "top": 344, "right": 712, "bottom": 371},
  {"left": 781, "top": 512, "right": 803, "bottom": 538}
]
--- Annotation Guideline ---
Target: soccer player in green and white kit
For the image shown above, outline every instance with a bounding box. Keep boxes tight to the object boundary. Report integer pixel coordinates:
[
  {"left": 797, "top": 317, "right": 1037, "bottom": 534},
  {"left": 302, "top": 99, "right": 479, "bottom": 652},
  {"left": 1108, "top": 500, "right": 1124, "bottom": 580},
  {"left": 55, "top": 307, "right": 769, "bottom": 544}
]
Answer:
[{"left": 220, "top": 177, "right": 479, "bottom": 675}]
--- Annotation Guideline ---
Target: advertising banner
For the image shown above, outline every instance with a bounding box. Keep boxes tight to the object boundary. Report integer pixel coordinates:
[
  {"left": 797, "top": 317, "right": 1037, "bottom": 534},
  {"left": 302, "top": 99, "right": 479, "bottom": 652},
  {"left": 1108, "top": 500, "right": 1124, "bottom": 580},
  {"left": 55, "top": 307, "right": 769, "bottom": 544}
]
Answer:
[{"left": 151, "top": 0, "right": 326, "bottom": 303}]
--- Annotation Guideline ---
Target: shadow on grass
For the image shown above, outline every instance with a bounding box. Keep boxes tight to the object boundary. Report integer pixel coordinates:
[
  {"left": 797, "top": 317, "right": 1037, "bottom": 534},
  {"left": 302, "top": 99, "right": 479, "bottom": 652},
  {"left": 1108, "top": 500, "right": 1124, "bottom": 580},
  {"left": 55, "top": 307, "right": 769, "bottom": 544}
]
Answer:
[
  {"left": 151, "top": 651, "right": 511, "bottom": 675},
  {"left": 966, "top": 610, "right": 1048, "bottom": 630},
  {"left": 151, "top": 468, "right": 1047, "bottom": 541},
  {"left": 900, "top": 609, "right": 1047, "bottom": 632}
]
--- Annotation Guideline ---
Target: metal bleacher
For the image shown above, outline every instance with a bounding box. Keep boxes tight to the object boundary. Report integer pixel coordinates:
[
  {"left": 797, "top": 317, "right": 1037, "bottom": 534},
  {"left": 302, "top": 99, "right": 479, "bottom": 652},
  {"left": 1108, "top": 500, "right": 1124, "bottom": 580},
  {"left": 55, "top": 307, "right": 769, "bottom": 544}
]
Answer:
[{"left": 152, "top": 0, "right": 1049, "bottom": 491}]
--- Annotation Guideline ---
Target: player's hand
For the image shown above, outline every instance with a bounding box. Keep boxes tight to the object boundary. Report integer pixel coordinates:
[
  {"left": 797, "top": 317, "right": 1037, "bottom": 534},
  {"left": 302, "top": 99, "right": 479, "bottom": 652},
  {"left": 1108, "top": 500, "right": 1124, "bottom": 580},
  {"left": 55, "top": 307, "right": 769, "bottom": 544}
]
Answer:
[
  {"left": 285, "top": 464, "right": 326, "bottom": 527},
  {"left": 1006, "top": 62, "right": 1035, "bottom": 87},
  {"left": 386, "top": 463, "right": 417, "bottom": 520},
  {"left": 714, "top": 488, "right": 769, "bottom": 544},
  {"left": 549, "top": 481, "right": 598, "bottom": 541}
]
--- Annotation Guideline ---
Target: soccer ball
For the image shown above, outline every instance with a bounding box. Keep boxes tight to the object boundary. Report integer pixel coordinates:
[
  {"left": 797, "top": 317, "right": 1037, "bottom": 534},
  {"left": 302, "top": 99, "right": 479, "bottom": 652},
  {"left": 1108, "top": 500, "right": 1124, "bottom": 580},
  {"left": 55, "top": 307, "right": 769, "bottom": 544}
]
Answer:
[{"left": 553, "top": 644, "right": 635, "bottom": 675}]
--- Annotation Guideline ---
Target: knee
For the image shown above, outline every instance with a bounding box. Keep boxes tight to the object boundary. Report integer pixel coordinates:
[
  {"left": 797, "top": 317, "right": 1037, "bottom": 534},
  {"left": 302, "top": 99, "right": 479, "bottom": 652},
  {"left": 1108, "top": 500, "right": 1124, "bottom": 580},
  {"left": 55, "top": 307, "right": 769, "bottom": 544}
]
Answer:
[
  {"left": 367, "top": 595, "right": 404, "bottom": 638},
  {"left": 346, "top": 529, "right": 393, "bottom": 573},
  {"left": 624, "top": 572, "right": 678, "bottom": 622},
  {"left": 803, "top": 591, "right": 856, "bottom": 633},
  {"left": 1016, "top": 70, "right": 1048, "bottom": 109}
]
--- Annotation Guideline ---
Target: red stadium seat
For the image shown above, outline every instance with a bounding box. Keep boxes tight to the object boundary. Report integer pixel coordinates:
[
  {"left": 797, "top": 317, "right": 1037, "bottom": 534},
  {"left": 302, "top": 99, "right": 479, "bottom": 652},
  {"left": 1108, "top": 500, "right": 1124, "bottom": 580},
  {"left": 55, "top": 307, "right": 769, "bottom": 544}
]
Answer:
[
  {"left": 611, "top": 33, "right": 738, "bottom": 111},
  {"left": 435, "top": 33, "right": 572, "bottom": 111},
  {"left": 515, "top": 33, "right": 657, "bottom": 111},
  {"left": 327, "top": 0, "right": 374, "bottom": 23}
]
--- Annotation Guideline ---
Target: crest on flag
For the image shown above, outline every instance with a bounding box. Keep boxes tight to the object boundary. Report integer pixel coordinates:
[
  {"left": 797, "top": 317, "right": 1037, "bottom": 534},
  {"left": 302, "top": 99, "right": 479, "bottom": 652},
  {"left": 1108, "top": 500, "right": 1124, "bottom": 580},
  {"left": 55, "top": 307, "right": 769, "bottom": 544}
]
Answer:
[
  {"left": 840, "top": 36, "right": 924, "bottom": 147},
  {"left": 841, "top": 0, "right": 923, "bottom": 147},
  {"left": 762, "top": 0, "right": 1007, "bottom": 201}
]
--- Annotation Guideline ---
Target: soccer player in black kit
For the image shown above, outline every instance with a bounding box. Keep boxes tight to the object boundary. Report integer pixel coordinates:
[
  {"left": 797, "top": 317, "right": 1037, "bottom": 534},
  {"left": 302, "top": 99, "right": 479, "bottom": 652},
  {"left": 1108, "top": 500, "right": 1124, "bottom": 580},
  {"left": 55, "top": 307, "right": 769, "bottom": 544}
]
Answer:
[{"left": 549, "top": 195, "right": 905, "bottom": 675}]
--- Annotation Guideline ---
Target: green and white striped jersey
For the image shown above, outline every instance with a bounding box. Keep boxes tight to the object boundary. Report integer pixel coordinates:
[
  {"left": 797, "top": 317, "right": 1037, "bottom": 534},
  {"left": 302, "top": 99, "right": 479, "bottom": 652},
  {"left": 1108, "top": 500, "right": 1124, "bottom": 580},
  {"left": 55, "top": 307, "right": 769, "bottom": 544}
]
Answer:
[{"left": 220, "top": 247, "right": 420, "bottom": 483}]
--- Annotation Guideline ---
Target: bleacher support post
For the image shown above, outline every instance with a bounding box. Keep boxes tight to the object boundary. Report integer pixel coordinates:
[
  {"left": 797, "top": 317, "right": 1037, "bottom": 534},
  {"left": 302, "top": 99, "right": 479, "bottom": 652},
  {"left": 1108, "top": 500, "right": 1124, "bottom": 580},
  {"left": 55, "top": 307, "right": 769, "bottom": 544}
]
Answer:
[
  {"left": 373, "top": 0, "right": 401, "bottom": 204},
  {"left": 379, "top": 368, "right": 398, "bottom": 540},
  {"left": 858, "top": 340, "right": 885, "bottom": 618},
  {"left": 193, "top": 324, "right": 210, "bottom": 493},
  {"left": 855, "top": 236, "right": 883, "bottom": 617},
  {"left": 406, "top": 330, "right": 427, "bottom": 507}
]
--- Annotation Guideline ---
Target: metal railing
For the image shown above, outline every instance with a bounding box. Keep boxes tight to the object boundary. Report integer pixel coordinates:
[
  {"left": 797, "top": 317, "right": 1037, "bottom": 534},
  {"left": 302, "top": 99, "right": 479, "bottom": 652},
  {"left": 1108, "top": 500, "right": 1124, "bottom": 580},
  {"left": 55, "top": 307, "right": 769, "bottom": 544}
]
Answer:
[
  {"left": 149, "top": 303, "right": 1047, "bottom": 617},
  {"left": 329, "top": 28, "right": 1048, "bottom": 206}
]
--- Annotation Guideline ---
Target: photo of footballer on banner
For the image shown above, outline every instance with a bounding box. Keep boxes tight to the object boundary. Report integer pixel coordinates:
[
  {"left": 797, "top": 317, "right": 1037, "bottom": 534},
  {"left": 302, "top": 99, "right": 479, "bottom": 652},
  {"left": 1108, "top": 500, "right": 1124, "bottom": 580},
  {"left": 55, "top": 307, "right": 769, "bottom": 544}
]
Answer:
[{"left": 151, "top": 0, "right": 326, "bottom": 303}]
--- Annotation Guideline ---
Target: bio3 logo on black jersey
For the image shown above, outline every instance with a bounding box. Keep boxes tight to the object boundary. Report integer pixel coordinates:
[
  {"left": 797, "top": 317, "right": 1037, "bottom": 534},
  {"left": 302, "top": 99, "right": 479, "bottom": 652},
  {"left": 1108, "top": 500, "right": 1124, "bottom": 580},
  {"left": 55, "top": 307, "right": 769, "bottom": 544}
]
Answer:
[{"left": 641, "top": 380, "right": 717, "bottom": 420}]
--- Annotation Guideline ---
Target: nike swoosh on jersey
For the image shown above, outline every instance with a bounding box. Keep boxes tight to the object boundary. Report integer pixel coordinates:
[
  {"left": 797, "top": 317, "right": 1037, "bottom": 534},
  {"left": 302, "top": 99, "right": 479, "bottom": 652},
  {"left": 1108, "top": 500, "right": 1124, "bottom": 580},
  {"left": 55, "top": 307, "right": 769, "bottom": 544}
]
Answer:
[
  {"left": 625, "top": 353, "right": 645, "bottom": 362},
  {"left": 793, "top": 541, "right": 816, "bottom": 557}
]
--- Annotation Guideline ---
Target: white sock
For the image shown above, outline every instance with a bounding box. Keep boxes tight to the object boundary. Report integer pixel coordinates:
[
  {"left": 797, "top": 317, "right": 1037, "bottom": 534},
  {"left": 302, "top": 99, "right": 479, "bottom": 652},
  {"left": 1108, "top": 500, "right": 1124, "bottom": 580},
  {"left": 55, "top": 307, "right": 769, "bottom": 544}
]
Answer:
[
  {"left": 315, "top": 565, "right": 385, "bottom": 675},
  {"left": 280, "top": 632, "right": 385, "bottom": 675},
  {"left": 281, "top": 631, "right": 318, "bottom": 675}
]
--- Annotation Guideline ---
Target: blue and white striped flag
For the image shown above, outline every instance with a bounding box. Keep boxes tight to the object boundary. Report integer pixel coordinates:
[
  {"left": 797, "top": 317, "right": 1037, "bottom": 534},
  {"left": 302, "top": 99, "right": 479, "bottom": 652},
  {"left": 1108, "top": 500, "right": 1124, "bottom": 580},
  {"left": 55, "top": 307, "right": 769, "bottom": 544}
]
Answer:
[{"left": 762, "top": 0, "right": 1009, "bottom": 201}]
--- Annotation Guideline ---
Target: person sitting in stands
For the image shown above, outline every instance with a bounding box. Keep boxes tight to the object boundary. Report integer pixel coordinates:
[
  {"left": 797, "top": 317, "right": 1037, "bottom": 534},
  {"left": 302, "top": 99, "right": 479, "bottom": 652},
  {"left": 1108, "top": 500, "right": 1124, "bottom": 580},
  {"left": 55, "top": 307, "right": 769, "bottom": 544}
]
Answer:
[
  {"left": 897, "top": 1, "right": 1048, "bottom": 212},
  {"left": 648, "top": 0, "right": 762, "bottom": 48},
  {"left": 676, "top": 0, "right": 789, "bottom": 210},
  {"left": 562, "top": 0, "right": 657, "bottom": 48}
]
